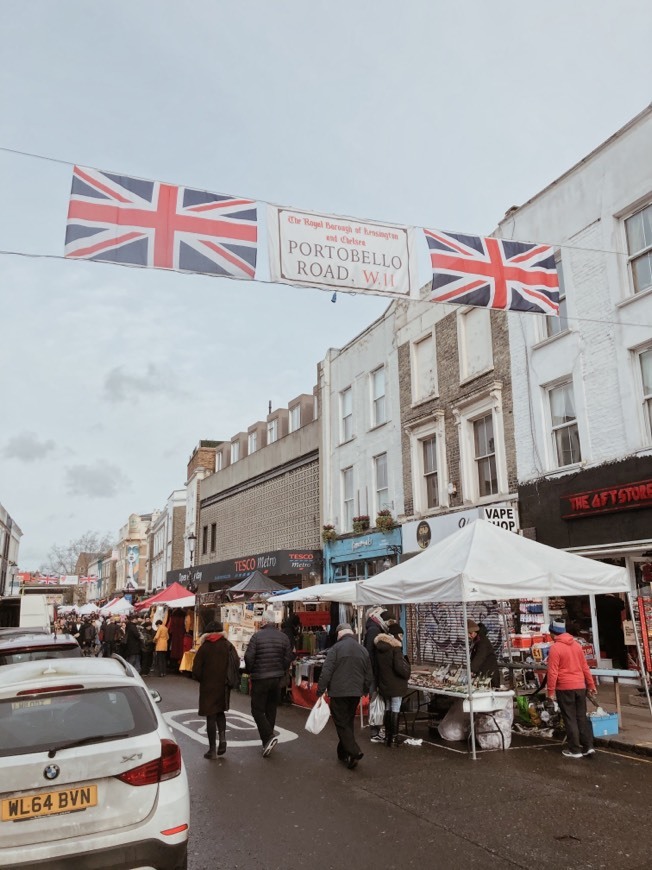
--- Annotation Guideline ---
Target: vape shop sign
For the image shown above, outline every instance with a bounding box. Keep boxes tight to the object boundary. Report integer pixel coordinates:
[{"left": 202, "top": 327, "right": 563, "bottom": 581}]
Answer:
[{"left": 483, "top": 504, "right": 519, "bottom": 532}]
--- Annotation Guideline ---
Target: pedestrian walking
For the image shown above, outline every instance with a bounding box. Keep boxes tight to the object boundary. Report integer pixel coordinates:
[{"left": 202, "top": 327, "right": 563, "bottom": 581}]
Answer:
[
  {"left": 192, "top": 621, "right": 241, "bottom": 760},
  {"left": 139, "top": 619, "right": 155, "bottom": 676},
  {"left": 363, "top": 607, "right": 390, "bottom": 743},
  {"left": 153, "top": 619, "right": 170, "bottom": 677},
  {"left": 547, "top": 619, "right": 598, "bottom": 759},
  {"left": 374, "top": 623, "right": 411, "bottom": 747},
  {"left": 124, "top": 614, "right": 142, "bottom": 673},
  {"left": 317, "top": 623, "right": 373, "bottom": 769},
  {"left": 244, "top": 610, "right": 293, "bottom": 757}
]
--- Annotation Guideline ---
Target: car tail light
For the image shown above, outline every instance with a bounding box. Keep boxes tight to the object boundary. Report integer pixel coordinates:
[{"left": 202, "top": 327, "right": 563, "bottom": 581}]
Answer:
[{"left": 116, "top": 739, "right": 182, "bottom": 786}]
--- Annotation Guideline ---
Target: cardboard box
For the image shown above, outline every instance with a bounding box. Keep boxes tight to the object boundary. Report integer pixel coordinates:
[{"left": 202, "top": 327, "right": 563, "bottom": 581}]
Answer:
[{"left": 589, "top": 713, "right": 619, "bottom": 737}]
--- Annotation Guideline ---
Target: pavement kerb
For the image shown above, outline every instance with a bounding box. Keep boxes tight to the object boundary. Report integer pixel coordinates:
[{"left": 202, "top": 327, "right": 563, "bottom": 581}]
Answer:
[{"left": 594, "top": 736, "right": 652, "bottom": 758}]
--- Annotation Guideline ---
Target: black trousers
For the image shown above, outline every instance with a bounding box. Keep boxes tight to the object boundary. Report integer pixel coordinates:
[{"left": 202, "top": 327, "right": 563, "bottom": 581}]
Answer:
[
  {"left": 206, "top": 712, "right": 226, "bottom": 749},
  {"left": 556, "top": 688, "right": 594, "bottom": 754},
  {"left": 329, "top": 696, "right": 361, "bottom": 759},
  {"left": 250, "top": 677, "right": 282, "bottom": 745}
]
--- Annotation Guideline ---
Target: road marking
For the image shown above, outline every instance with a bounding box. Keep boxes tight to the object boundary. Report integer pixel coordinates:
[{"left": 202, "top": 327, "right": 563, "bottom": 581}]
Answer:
[{"left": 164, "top": 709, "right": 298, "bottom": 748}]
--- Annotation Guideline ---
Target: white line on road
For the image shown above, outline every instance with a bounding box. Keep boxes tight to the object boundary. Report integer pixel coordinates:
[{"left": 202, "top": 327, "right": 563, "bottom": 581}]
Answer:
[{"left": 164, "top": 709, "right": 299, "bottom": 748}]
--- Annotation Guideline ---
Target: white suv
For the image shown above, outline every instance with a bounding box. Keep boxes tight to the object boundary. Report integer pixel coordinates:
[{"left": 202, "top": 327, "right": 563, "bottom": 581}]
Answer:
[{"left": 0, "top": 656, "right": 189, "bottom": 869}]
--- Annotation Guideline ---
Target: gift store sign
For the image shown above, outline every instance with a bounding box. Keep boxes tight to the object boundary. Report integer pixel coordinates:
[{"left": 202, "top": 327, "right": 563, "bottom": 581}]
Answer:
[{"left": 268, "top": 206, "right": 414, "bottom": 297}]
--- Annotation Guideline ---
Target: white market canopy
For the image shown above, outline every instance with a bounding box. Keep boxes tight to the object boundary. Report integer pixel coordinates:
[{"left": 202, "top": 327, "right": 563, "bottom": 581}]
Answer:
[
  {"left": 77, "top": 602, "right": 99, "bottom": 615},
  {"left": 273, "top": 580, "right": 361, "bottom": 604},
  {"left": 100, "top": 597, "right": 134, "bottom": 615},
  {"left": 354, "top": 519, "right": 630, "bottom": 605}
]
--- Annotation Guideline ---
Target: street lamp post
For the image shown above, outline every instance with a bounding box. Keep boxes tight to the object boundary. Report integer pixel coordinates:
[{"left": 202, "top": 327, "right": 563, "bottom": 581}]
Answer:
[{"left": 187, "top": 533, "right": 197, "bottom": 590}]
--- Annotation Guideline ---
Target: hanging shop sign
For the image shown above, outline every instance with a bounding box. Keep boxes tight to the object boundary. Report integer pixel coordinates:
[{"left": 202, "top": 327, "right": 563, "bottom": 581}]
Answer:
[
  {"left": 166, "top": 549, "right": 320, "bottom": 586},
  {"left": 268, "top": 205, "right": 416, "bottom": 298},
  {"left": 561, "top": 479, "right": 652, "bottom": 519},
  {"left": 482, "top": 503, "right": 519, "bottom": 532}
]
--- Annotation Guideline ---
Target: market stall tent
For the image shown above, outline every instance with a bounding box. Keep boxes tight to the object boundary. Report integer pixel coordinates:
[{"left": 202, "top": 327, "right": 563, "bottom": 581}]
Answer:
[
  {"left": 352, "top": 519, "right": 646, "bottom": 760},
  {"left": 354, "top": 519, "right": 630, "bottom": 605},
  {"left": 100, "top": 597, "right": 133, "bottom": 616},
  {"left": 273, "top": 580, "right": 361, "bottom": 604},
  {"left": 135, "top": 582, "right": 195, "bottom": 611},
  {"left": 228, "top": 571, "right": 288, "bottom": 596}
]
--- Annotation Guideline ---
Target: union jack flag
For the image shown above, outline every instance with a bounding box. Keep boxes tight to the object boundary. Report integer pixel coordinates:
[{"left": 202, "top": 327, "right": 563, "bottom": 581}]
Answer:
[
  {"left": 424, "top": 228, "right": 560, "bottom": 315},
  {"left": 65, "top": 166, "right": 258, "bottom": 279}
]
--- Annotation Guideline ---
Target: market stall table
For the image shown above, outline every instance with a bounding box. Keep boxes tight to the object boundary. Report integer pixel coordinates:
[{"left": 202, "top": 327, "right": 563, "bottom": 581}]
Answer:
[
  {"left": 590, "top": 668, "right": 640, "bottom": 727},
  {"left": 403, "top": 682, "right": 514, "bottom": 740}
]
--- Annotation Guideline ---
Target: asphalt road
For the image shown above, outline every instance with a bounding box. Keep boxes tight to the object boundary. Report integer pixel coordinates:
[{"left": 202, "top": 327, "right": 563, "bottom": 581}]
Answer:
[{"left": 153, "top": 673, "right": 652, "bottom": 870}]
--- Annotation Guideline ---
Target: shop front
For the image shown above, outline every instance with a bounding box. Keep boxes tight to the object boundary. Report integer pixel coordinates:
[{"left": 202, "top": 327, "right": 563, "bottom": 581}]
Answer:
[
  {"left": 323, "top": 528, "right": 403, "bottom": 584},
  {"left": 166, "top": 549, "right": 321, "bottom": 596},
  {"left": 519, "top": 456, "right": 652, "bottom": 674}
]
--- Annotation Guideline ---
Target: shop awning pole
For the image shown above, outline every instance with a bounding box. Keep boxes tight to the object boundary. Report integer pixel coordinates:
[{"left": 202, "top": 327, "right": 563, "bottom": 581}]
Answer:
[
  {"left": 462, "top": 599, "right": 477, "bottom": 761},
  {"left": 627, "top": 592, "right": 652, "bottom": 718},
  {"left": 357, "top": 604, "right": 365, "bottom": 728}
]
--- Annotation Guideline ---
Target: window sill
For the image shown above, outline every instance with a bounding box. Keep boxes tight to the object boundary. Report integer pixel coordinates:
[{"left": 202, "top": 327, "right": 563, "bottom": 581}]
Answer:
[
  {"left": 542, "top": 462, "right": 584, "bottom": 479},
  {"left": 338, "top": 436, "right": 356, "bottom": 447},
  {"left": 459, "top": 367, "right": 495, "bottom": 389},
  {"left": 531, "top": 328, "right": 573, "bottom": 350},
  {"left": 411, "top": 394, "right": 440, "bottom": 410},
  {"left": 368, "top": 421, "right": 388, "bottom": 433},
  {"left": 616, "top": 285, "right": 652, "bottom": 310}
]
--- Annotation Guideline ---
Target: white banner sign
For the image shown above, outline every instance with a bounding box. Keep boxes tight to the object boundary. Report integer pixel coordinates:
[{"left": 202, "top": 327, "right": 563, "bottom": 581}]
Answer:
[{"left": 268, "top": 205, "right": 416, "bottom": 297}]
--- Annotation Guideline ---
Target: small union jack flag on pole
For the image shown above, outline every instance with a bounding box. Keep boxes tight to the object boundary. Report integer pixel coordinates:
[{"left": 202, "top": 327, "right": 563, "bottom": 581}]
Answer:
[
  {"left": 65, "top": 166, "right": 258, "bottom": 280},
  {"left": 424, "top": 228, "right": 560, "bottom": 315}
]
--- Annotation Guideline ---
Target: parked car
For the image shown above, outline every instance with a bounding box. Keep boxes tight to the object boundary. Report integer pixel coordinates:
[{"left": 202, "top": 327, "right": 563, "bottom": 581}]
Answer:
[
  {"left": 0, "top": 628, "right": 81, "bottom": 666},
  {"left": 0, "top": 656, "right": 189, "bottom": 869}
]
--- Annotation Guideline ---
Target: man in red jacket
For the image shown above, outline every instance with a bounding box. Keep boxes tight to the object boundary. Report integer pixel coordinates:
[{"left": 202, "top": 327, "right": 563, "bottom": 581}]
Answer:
[{"left": 547, "top": 619, "right": 598, "bottom": 759}]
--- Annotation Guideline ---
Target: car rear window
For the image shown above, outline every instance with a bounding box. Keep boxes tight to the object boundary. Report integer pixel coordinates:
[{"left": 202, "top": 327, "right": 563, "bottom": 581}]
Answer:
[
  {"left": 0, "top": 686, "right": 158, "bottom": 757},
  {"left": 0, "top": 645, "right": 81, "bottom": 666}
]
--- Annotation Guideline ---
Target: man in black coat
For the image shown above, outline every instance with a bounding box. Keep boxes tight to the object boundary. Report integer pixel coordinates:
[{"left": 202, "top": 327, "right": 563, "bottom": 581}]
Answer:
[
  {"left": 124, "top": 614, "right": 142, "bottom": 673},
  {"left": 317, "top": 623, "right": 373, "bottom": 769},
  {"left": 244, "top": 610, "right": 294, "bottom": 757}
]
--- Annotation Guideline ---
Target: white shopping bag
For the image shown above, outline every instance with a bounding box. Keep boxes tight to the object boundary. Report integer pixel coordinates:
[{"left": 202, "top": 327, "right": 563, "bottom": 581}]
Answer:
[{"left": 305, "top": 695, "right": 331, "bottom": 734}]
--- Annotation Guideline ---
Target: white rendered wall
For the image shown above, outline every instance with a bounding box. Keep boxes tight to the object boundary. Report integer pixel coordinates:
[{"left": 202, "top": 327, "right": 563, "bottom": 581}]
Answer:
[
  {"left": 497, "top": 108, "right": 652, "bottom": 483},
  {"left": 320, "top": 304, "right": 404, "bottom": 531}
]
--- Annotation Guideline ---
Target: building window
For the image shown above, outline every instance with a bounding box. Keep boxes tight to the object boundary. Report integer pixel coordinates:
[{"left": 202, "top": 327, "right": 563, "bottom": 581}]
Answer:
[
  {"left": 371, "top": 367, "right": 386, "bottom": 427},
  {"left": 625, "top": 203, "right": 652, "bottom": 295},
  {"left": 412, "top": 333, "right": 437, "bottom": 402},
  {"left": 342, "top": 467, "right": 354, "bottom": 531},
  {"left": 230, "top": 441, "right": 240, "bottom": 463},
  {"left": 546, "top": 256, "right": 569, "bottom": 337},
  {"left": 473, "top": 414, "right": 497, "bottom": 496},
  {"left": 458, "top": 308, "right": 493, "bottom": 381},
  {"left": 453, "top": 384, "right": 508, "bottom": 503},
  {"left": 201, "top": 525, "right": 208, "bottom": 556},
  {"left": 248, "top": 431, "right": 257, "bottom": 454},
  {"left": 549, "top": 381, "right": 582, "bottom": 467},
  {"left": 422, "top": 436, "right": 439, "bottom": 508},
  {"left": 216, "top": 451, "right": 223, "bottom": 471},
  {"left": 267, "top": 419, "right": 278, "bottom": 444},
  {"left": 340, "top": 387, "right": 353, "bottom": 442},
  {"left": 289, "top": 405, "right": 301, "bottom": 433},
  {"left": 374, "top": 453, "right": 389, "bottom": 513},
  {"left": 639, "top": 348, "right": 652, "bottom": 438},
  {"left": 408, "top": 412, "right": 447, "bottom": 514},
  {"left": 210, "top": 523, "right": 216, "bottom": 553}
]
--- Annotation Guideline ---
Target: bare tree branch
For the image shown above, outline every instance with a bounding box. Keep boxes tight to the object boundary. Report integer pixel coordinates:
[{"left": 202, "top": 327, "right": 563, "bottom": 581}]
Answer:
[{"left": 43, "top": 531, "right": 115, "bottom": 575}]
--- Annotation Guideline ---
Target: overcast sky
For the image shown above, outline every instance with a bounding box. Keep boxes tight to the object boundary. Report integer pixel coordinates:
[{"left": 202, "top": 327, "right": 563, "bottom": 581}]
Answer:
[{"left": 2, "top": 1, "right": 652, "bottom": 569}]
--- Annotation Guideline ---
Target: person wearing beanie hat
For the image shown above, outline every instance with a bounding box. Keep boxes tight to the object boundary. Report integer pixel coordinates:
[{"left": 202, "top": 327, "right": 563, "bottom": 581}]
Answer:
[
  {"left": 244, "top": 609, "right": 294, "bottom": 757},
  {"left": 547, "top": 620, "right": 597, "bottom": 759},
  {"left": 374, "top": 623, "right": 411, "bottom": 747},
  {"left": 317, "top": 620, "right": 373, "bottom": 769},
  {"left": 363, "top": 607, "right": 391, "bottom": 743},
  {"left": 192, "top": 621, "right": 240, "bottom": 759}
]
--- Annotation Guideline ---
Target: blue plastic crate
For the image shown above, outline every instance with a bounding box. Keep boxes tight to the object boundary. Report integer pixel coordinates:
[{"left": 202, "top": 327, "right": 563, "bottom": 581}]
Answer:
[{"left": 589, "top": 713, "right": 618, "bottom": 737}]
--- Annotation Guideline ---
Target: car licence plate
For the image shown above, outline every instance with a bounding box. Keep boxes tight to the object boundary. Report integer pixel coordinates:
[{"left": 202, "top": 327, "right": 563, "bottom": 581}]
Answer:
[{"left": 1, "top": 785, "right": 98, "bottom": 821}]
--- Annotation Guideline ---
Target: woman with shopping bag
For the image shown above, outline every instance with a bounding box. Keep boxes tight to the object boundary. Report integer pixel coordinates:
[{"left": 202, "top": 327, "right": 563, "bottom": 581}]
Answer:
[
  {"left": 315, "top": 623, "right": 373, "bottom": 770},
  {"left": 374, "top": 623, "right": 411, "bottom": 747}
]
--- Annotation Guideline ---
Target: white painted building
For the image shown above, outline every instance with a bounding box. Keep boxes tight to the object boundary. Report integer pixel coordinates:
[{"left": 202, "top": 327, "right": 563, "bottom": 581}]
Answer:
[
  {"left": 496, "top": 105, "right": 652, "bottom": 577},
  {"left": 149, "top": 490, "right": 186, "bottom": 591},
  {"left": 319, "top": 303, "right": 404, "bottom": 532}
]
